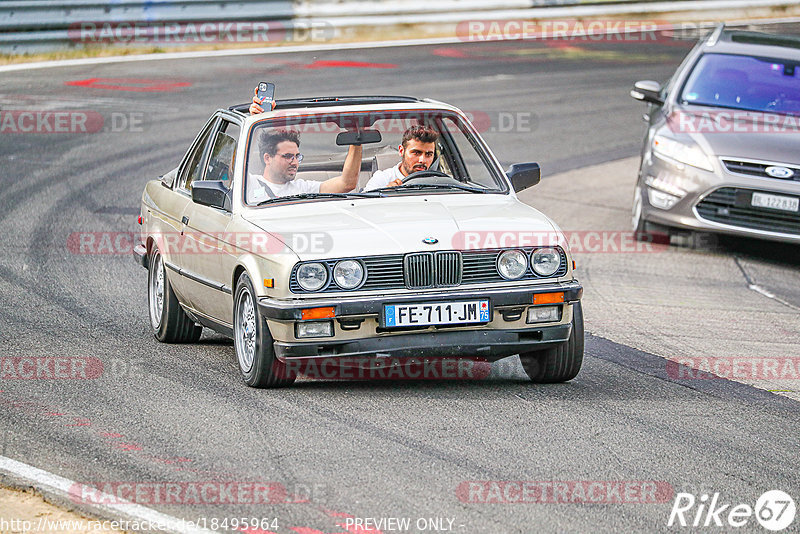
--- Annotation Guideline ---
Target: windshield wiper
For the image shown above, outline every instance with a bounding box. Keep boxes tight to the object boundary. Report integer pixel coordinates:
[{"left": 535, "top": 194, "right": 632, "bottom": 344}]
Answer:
[
  {"left": 256, "top": 191, "right": 383, "bottom": 206},
  {"left": 371, "top": 183, "right": 491, "bottom": 194}
]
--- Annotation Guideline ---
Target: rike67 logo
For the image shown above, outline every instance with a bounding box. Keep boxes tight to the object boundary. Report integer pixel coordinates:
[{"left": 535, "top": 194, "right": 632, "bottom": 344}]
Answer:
[{"left": 668, "top": 490, "right": 796, "bottom": 531}]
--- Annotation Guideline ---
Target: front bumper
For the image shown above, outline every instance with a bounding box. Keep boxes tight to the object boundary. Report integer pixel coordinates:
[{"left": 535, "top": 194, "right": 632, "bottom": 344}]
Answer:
[
  {"left": 273, "top": 323, "right": 572, "bottom": 361},
  {"left": 640, "top": 156, "right": 800, "bottom": 243},
  {"left": 258, "top": 281, "right": 582, "bottom": 361}
]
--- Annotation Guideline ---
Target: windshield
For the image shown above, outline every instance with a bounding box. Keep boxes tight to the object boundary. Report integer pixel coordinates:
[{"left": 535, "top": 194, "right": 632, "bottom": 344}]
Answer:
[
  {"left": 244, "top": 109, "right": 507, "bottom": 205},
  {"left": 679, "top": 53, "right": 800, "bottom": 114}
]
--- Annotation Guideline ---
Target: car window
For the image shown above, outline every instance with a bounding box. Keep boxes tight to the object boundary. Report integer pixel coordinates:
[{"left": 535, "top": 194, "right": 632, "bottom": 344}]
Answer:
[
  {"left": 204, "top": 121, "right": 240, "bottom": 189},
  {"left": 179, "top": 120, "right": 216, "bottom": 192},
  {"left": 244, "top": 110, "right": 507, "bottom": 205},
  {"left": 680, "top": 53, "right": 800, "bottom": 114},
  {"left": 437, "top": 116, "right": 495, "bottom": 188}
]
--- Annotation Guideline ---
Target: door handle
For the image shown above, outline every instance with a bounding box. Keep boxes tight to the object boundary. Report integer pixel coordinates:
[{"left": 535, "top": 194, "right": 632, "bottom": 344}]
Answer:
[{"left": 182, "top": 216, "right": 189, "bottom": 225}]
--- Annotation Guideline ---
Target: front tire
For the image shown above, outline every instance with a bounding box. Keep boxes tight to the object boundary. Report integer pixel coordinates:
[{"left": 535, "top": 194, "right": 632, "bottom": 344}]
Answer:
[
  {"left": 148, "top": 246, "right": 202, "bottom": 343},
  {"left": 520, "top": 302, "right": 584, "bottom": 383},
  {"left": 233, "top": 272, "right": 296, "bottom": 388}
]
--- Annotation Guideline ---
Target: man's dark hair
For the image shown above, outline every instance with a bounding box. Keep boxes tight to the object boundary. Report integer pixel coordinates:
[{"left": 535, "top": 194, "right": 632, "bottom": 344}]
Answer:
[
  {"left": 259, "top": 129, "right": 301, "bottom": 157},
  {"left": 401, "top": 125, "right": 439, "bottom": 148}
]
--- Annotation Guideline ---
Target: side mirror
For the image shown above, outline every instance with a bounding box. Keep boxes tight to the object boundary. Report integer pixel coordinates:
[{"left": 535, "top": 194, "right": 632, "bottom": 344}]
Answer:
[
  {"left": 192, "top": 180, "right": 231, "bottom": 211},
  {"left": 630, "top": 80, "right": 664, "bottom": 105},
  {"left": 336, "top": 129, "right": 382, "bottom": 146},
  {"left": 507, "top": 163, "right": 541, "bottom": 192}
]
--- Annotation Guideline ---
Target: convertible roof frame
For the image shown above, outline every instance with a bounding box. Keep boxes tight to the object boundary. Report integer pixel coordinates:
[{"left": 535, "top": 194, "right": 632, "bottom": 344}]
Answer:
[{"left": 228, "top": 95, "right": 423, "bottom": 115}]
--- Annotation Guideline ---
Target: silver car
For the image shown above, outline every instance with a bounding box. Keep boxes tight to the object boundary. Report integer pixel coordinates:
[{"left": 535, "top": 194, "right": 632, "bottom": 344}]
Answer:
[{"left": 630, "top": 24, "right": 800, "bottom": 244}]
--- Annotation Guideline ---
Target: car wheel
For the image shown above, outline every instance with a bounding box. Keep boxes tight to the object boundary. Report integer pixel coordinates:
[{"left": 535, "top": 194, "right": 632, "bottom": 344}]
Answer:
[
  {"left": 233, "top": 272, "right": 296, "bottom": 388},
  {"left": 148, "top": 246, "right": 202, "bottom": 343},
  {"left": 519, "top": 302, "right": 584, "bottom": 383}
]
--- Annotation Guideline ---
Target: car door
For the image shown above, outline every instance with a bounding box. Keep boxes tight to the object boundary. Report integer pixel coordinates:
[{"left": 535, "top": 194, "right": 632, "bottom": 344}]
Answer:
[
  {"left": 179, "top": 118, "right": 242, "bottom": 324},
  {"left": 157, "top": 115, "right": 217, "bottom": 301}
]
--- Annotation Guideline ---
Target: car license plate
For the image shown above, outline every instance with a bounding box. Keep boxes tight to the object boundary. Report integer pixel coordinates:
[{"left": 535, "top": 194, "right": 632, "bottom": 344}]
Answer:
[
  {"left": 384, "top": 300, "right": 490, "bottom": 327},
  {"left": 751, "top": 192, "right": 799, "bottom": 212}
]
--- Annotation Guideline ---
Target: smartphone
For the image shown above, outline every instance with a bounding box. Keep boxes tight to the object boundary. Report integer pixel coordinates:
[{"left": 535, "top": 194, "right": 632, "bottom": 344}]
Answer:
[{"left": 256, "top": 82, "right": 275, "bottom": 106}]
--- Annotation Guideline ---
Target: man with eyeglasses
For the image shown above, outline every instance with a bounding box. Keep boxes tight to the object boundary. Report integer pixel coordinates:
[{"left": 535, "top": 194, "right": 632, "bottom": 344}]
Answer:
[{"left": 249, "top": 96, "right": 362, "bottom": 202}]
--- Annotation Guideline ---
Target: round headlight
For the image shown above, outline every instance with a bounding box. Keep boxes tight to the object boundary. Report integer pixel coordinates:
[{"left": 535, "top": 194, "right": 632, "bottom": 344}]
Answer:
[
  {"left": 333, "top": 260, "right": 364, "bottom": 289},
  {"left": 497, "top": 250, "right": 528, "bottom": 280},
  {"left": 296, "top": 263, "right": 328, "bottom": 291},
  {"left": 532, "top": 248, "right": 560, "bottom": 277}
]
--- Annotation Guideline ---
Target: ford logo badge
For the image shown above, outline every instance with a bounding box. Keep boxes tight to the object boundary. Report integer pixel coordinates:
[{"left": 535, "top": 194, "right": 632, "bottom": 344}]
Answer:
[
  {"left": 765, "top": 166, "right": 794, "bottom": 179},
  {"left": 422, "top": 237, "right": 438, "bottom": 245}
]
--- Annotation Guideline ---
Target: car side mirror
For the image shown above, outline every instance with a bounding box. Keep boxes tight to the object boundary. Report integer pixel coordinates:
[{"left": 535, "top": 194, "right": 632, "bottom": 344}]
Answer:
[
  {"left": 192, "top": 180, "right": 232, "bottom": 211},
  {"left": 630, "top": 80, "right": 664, "bottom": 105},
  {"left": 507, "top": 163, "right": 541, "bottom": 192}
]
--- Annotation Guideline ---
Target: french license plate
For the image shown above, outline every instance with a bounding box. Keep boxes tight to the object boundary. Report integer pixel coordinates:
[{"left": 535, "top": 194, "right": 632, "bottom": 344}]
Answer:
[
  {"left": 751, "top": 192, "right": 799, "bottom": 212},
  {"left": 384, "top": 300, "right": 490, "bottom": 327}
]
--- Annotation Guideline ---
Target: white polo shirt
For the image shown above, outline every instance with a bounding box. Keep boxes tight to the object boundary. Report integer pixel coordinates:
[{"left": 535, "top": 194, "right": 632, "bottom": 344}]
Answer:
[
  {"left": 249, "top": 175, "right": 321, "bottom": 203},
  {"left": 363, "top": 163, "right": 404, "bottom": 191}
]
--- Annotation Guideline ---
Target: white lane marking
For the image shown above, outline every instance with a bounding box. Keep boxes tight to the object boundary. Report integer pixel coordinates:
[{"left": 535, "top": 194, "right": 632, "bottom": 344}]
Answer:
[
  {"left": 0, "top": 456, "right": 216, "bottom": 534},
  {"left": 748, "top": 284, "right": 800, "bottom": 311},
  {"left": 0, "top": 8, "right": 798, "bottom": 72}
]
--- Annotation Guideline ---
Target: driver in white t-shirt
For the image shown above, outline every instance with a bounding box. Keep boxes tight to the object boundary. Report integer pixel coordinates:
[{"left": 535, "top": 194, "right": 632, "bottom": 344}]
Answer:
[{"left": 363, "top": 125, "right": 439, "bottom": 191}]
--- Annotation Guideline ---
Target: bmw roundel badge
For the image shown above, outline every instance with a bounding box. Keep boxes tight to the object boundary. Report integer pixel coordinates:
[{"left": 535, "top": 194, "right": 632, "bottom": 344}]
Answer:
[{"left": 423, "top": 237, "right": 438, "bottom": 245}]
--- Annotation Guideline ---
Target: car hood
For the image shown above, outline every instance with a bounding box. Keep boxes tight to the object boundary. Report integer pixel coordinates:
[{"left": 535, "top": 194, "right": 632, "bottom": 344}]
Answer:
[
  {"left": 669, "top": 107, "right": 800, "bottom": 164},
  {"left": 244, "top": 194, "right": 559, "bottom": 261}
]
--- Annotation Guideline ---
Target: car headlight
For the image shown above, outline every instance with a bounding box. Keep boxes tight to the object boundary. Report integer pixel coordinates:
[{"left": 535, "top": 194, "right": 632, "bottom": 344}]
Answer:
[
  {"left": 333, "top": 260, "right": 364, "bottom": 289},
  {"left": 652, "top": 134, "right": 714, "bottom": 172},
  {"left": 531, "top": 248, "right": 560, "bottom": 277},
  {"left": 497, "top": 250, "right": 528, "bottom": 280},
  {"left": 296, "top": 263, "right": 328, "bottom": 291}
]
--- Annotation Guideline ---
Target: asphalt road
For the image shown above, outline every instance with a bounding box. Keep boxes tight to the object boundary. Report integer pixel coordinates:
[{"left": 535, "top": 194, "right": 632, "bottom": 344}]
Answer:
[{"left": 1, "top": 23, "right": 799, "bottom": 533}]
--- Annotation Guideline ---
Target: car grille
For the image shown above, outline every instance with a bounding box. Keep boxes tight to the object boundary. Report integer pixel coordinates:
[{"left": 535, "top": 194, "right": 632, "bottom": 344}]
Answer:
[
  {"left": 695, "top": 187, "right": 800, "bottom": 235},
  {"left": 722, "top": 159, "right": 800, "bottom": 181},
  {"left": 290, "top": 247, "right": 568, "bottom": 293},
  {"left": 403, "top": 252, "right": 463, "bottom": 288}
]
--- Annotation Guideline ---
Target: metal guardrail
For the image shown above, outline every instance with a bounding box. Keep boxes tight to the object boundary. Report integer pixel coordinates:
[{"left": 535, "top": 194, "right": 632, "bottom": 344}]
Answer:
[{"left": 0, "top": 0, "right": 294, "bottom": 54}]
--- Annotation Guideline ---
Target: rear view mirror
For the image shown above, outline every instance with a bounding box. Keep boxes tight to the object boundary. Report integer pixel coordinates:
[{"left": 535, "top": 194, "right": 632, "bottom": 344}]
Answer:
[
  {"left": 630, "top": 80, "right": 664, "bottom": 105},
  {"left": 336, "top": 129, "right": 382, "bottom": 146},
  {"left": 507, "top": 163, "right": 541, "bottom": 192}
]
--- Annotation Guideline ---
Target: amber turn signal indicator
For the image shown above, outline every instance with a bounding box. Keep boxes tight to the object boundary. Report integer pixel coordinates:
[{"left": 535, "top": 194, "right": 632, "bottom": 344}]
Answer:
[
  {"left": 533, "top": 292, "right": 564, "bottom": 305},
  {"left": 301, "top": 307, "right": 335, "bottom": 320}
]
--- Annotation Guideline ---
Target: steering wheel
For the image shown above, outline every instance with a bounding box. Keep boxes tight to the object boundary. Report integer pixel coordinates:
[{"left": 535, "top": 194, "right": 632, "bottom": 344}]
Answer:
[{"left": 401, "top": 170, "right": 451, "bottom": 184}]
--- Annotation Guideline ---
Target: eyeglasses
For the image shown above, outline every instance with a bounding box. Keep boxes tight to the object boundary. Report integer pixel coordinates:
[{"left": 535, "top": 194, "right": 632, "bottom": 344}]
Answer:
[{"left": 277, "top": 152, "right": 304, "bottom": 162}]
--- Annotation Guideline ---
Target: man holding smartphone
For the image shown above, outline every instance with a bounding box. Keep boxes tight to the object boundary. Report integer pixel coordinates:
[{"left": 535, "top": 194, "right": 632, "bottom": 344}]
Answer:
[{"left": 248, "top": 88, "right": 362, "bottom": 201}]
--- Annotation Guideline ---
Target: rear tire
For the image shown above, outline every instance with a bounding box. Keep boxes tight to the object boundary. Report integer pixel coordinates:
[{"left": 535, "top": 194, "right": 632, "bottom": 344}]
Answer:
[
  {"left": 148, "top": 246, "right": 202, "bottom": 343},
  {"left": 520, "top": 302, "right": 584, "bottom": 383},
  {"left": 233, "top": 272, "right": 296, "bottom": 388}
]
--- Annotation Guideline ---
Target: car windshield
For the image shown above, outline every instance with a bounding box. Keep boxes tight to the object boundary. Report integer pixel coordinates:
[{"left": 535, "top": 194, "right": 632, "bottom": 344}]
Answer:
[
  {"left": 679, "top": 53, "right": 800, "bottom": 114},
  {"left": 244, "top": 109, "right": 507, "bottom": 205}
]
